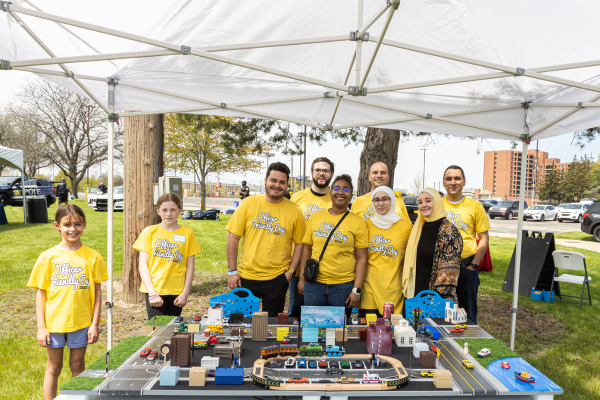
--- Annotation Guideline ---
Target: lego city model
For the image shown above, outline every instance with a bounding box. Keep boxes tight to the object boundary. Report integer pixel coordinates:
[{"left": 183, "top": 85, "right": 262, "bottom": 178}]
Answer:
[
  {"left": 393, "top": 320, "right": 416, "bottom": 347},
  {"left": 366, "top": 318, "right": 392, "bottom": 355},
  {"left": 278, "top": 312, "right": 288, "bottom": 325},
  {"left": 229, "top": 312, "right": 244, "bottom": 324},
  {"left": 515, "top": 371, "right": 535, "bottom": 383},
  {"left": 276, "top": 327, "right": 289, "bottom": 341},
  {"left": 413, "top": 343, "right": 428, "bottom": 358},
  {"left": 215, "top": 367, "right": 244, "bottom": 385},
  {"left": 462, "top": 360, "right": 474, "bottom": 369},
  {"left": 140, "top": 347, "right": 151, "bottom": 357},
  {"left": 477, "top": 348, "right": 491, "bottom": 358},
  {"left": 501, "top": 361, "right": 511, "bottom": 369},
  {"left": 189, "top": 367, "right": 206, "bottom": 387},
  {"left": 160, "top": 366, "right": 180, "bottom": 386},
  {"left": 252, "top": 312, "right": 268, "bottom": 341},
  {"left": 433, "top": 370, "right": 452, "bottom": 389},
  {"left": 450, "top": 304, "right": 467, "bottom": 324},
  {"left": 171, "top": 333, "right": 191, "bottom": 367},
  {"left": 201, "top": 356, "right": 219, "bottom": 368},
  {"left": 419, "top": 351, "right": 436, "bottom": 368},
  {"left": 421, "top": 370, "right": 435, "bottom": 377}
]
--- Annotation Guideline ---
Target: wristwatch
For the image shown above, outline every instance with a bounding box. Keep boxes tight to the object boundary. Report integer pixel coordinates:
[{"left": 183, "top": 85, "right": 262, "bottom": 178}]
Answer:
[
  {"left": 352, "top": 288, "right": 362, "bottom": 295},
  {"left": 469, "top": 263, "right": 479, "bottom": 269}
]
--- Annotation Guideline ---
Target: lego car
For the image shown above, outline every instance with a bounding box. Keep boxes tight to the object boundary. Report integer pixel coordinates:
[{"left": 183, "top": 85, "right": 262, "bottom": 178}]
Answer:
[
  {"left": 285, "top": 357, "right": 295, "bottom": 367},
  {"left": 288, "top": 377, "right": 308, "bottom": 384},
  {"left": 147, "top": 351, "right": 159, "bottom": 362},
  {"left": 174, "top": 317, "right": 183, "bottom": 323},
  {"left": 326, "top": 367, "right": 343, "bottom": 375},
  {"left": 225, "top": 336, "right": 239, "bottom": 341},
  {"left": 360, "top": 317, "right": 366, "bottom": 325},
  {"left": 449, "top": 328, "right": 464, "bottom": 333},
  {"left": 140, "top": 347, "right": 151, "bottom": 357},
  {"left": 335, "top": 376, "right": 355, "bottom": 384},
  {"left": 462, "top": 360, "right": 474, "bottom": 369},
  {"left": 477, "top": 348, "right": 491, "bottom": 358},
  {"left": 206, "top": 369, "right": 216, "bottom": 377},
  {"left": 319, "top": 359, "right": 328, "bottom": 368},
  {"left": 193, "top": 315, "right": 201, "bottom": 321},
  {"left": 420, "top": 370, "right": 435, "bottom": 377},
  {"left": 297, "top": 358, "right": 306, "bottom": 368},
  {"left": 455, "top": 324, "right": 467, "bottom": 329},
  {"left": 363, "top": 373, "right": 381, "bottom": 383},
  {"left": 430, "top": 345, "right": 439, "bottom": 353},
  {"left": 353, "top": 360, "right": 364, "bottom": 368},
  {"left": 341, "top": 360, "right": 351, "bottom": 369},
  {"left": 308, "top": 360, "right": 317, "bottom": 368},
  {"left": 329, "top": 361, "right": 339, "bottom": 369},
  {"left": 501, "top": 361, "right": 511, "bottom": 369},
  {"left": 352, "top": 318, "right": 358, "bottom": 325}
]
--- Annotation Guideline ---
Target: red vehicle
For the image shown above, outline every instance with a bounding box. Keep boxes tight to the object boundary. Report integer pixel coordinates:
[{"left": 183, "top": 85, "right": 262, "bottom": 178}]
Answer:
[
  {"left": 193, "top": 315, "right": 201, "bottom": 321},
  {"left": 282, "top": 335, "right": 291, "bottom": 344},
  {"left": 319, "top": 359, "right": 327, "bottom": 368},
  {"left": 501, "top": 362, "right": 511, "bottom": 369},
  {"left": 449, "top": 328, "right": 464, "bottom": 333},
  {"left": 430, "top": 345, "right": 439, "bottom": 353},
  {"left": 288, "top": 377, "right": 308, "bottom": 384},
  {"left": 360, "top": 317, "right": 366, "bottom": 325},
  {"left": 140, "top": 347, "right": 151, "bottom": 357},
  {"left": 147, "top": 351, "right": 158, "bottom": 361}
]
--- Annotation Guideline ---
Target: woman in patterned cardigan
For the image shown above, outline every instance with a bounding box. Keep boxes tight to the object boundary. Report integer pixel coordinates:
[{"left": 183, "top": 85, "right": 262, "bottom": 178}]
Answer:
[{"left": 402, "top": 188, "right": 463, "bottom": 305}]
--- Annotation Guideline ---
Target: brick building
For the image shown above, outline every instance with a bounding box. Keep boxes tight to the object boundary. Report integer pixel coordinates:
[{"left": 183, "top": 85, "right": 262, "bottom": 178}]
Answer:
[{"left": 483, "top": 150, "right": 570, "bottom": 200}]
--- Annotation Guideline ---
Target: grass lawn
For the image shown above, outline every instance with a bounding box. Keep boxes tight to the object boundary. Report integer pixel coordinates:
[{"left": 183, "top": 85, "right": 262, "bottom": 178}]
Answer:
[
  {"left": 0, "top": 200, "right": 598, "bottom": 398},
  {"left": 554, "top": 231, "right": 596, "bottom": 242}
]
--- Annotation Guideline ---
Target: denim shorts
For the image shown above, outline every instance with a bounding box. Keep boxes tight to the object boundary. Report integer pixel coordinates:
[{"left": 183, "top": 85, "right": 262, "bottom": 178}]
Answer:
[{"left": 49, "top": 327, "right": 89, "bottom": 349}]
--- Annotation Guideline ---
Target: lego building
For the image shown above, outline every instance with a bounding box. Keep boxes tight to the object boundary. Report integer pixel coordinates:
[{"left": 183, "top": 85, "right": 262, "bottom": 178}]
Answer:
[
  {"left": 215, "top": 367, "right": 244, "bottom": 385},
  {"left": 393, "top": 320, "right": 416, "bottom": 347},
  {"left": 171, "top": 333, "right": 192, "bottom": 367},
  {"left": 366, "top": 318, "right": 392, "bottom": 355},
  {"left": 252, "top": 312, "right": 268, "bottom": 341}
]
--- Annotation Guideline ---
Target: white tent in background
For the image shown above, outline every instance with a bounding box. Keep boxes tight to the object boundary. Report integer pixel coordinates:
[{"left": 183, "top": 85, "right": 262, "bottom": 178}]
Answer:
[
  {"left": 2, "top": 0, "right": 600, "bottom": 351},
  {"left": 0, "top": 145, "right": 28, "bottom": 224}
]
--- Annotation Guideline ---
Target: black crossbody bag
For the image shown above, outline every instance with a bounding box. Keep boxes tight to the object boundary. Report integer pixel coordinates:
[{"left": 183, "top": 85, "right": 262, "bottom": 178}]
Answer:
[{"left": 303, "top": 211, "right": 349, "bottom": 282}]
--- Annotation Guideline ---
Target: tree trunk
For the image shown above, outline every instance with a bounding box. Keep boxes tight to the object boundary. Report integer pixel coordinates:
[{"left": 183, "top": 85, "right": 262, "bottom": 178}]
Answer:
[
  {"left": 357, "top": 128, "right": 401, "bottom": 196},
  {"left": 122, "top": 114, "right": 164, "bottom": 304},
  {"left": 199, "top": 174, "right": 207, "bottom": 211}
]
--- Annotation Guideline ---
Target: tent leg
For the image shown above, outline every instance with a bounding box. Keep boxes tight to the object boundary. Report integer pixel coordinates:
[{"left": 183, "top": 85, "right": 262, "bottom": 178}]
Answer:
[
  {"left": 21, "top": 166, "right": 27, "bottom": 224},
  {"left": 106, "top": 81, "right": 115, "bottom": 350},
  {"left": 510, "top": 108, "right": 530, "bottom": 351}
]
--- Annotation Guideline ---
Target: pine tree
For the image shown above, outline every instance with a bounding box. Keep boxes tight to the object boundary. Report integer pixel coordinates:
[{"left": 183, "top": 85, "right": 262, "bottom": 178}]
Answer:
[{"left": 539, "top": 161, "right": 563, "bottom": 203}]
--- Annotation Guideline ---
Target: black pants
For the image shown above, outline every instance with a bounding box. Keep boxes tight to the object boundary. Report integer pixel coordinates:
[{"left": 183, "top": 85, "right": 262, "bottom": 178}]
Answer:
[
  {"left": 145, "top": 294, "right": 183, "bottom": 320},
  {"left": 58, "top": 194, "right": 68, "bottom": 204},
  {"left": 240, "top": 273, "right": 289, "bottom": 317},
  {"left": 456, "top": 255, "right": 479, "bottom": 323}
]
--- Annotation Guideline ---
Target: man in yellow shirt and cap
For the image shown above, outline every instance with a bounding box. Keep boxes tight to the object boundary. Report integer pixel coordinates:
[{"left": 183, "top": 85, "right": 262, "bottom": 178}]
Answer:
[
  {"left": 226, "top": 162, "right": 306, "bottom": 317},
  {"left": 288, "top": 156, "right": 334, "bottom": 317},
  {"left": 350, "top": 162, "right": 410, "bottom": 223}
]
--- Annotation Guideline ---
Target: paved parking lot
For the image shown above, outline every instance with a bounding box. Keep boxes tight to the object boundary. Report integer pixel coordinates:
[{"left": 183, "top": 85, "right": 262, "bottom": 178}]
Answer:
[{"left": 488, "top": 216, "right": 580, "bottom": 236}]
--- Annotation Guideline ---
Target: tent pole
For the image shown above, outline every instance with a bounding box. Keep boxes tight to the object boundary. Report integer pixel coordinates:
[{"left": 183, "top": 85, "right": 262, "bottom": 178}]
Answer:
[
  {"left": 355, "top": 0, "right": 364, "bottom": 88},
  {"left": 510, "top": 104, "right": 530, "bottom": 351},
  {"left": 360, "top": 5, "right": 397, "bottom": 90},
  {"left": 21, "top": 158, "right": 27, "bottom": 224},
  {"left": 107, "top": 80, "right": 115, "bottom": 350}
]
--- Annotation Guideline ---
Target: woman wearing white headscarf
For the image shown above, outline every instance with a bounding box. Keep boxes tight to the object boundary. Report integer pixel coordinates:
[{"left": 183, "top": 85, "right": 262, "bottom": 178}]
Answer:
[
  {"left": 360, "top": 186, "right": 413, "bottom": 317},
  {"left": 402, "top": 188, "right": 463, "bottom": 305}
]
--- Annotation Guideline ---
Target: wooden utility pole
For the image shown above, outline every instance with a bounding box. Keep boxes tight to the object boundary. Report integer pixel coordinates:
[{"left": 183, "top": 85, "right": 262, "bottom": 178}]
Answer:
[
  {"left": 122, "top": 114, "right": 164, "bottom": 304},
  {"left": 357, "top": 128, "right": 400, "bottom": 196}
]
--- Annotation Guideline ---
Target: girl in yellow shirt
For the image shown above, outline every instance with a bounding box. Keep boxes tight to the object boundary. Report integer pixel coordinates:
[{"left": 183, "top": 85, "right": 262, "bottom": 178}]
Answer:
[
  {"left": 134, "top": 193, "right": 201, "bottom": 319},
  {"left": 28, "top": 205, "right": 108, "bottom": 400}
]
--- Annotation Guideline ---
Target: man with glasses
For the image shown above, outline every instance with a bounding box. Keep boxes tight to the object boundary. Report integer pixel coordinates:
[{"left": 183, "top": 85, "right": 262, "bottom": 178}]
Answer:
[
  {"left": 287, "top": 157, "right": 334, "bottom": 317},
  {"left": 351, "top": 162, "right": 410, "bottom": 222},
  {"left": 226, "top": 162, "right": 306, "bottom": 317}
]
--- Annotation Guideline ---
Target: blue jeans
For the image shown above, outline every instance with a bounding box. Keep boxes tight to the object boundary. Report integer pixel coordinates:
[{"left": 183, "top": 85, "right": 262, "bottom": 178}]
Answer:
[
  {"left": 457, "top": 256, "right": 479, "bottom": 323},
  {"left": 288, "top": 276, "right": 304, "bottom": 318},
  {"left": 303, "top": 280, "right": 354, "bottom": 317},
  {"left": 49, "top": 327, "right": 89, "bottom": 349}
]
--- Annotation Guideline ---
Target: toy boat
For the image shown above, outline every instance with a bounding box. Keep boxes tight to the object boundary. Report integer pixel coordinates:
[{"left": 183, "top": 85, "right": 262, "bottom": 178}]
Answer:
[
  {"left": 515, "top": 371, "right": 535, "bottom": 383},
  {"left": 501, "top": 361, "right": 510, "bottom": 369}
]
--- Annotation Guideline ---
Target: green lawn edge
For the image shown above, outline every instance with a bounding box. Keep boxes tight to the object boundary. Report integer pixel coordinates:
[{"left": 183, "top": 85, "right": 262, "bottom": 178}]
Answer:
[
  {"left": 59, "top": 376, "right": 106, "bottom": 391},
  {"left": 454, "top": 338, "right": 519, "bottom": 369},
  {"left": 87, "top": 336, "right": 150, "bottom": 370},
  {"left": 144, "top": 315, "right": 176, "bottom": 326}
]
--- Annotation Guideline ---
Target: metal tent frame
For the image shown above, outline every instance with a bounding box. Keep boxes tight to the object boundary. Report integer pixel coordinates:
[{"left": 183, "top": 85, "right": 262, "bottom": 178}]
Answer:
[{"left": 2, "top": 0, "right": 600, "bottom": 351}]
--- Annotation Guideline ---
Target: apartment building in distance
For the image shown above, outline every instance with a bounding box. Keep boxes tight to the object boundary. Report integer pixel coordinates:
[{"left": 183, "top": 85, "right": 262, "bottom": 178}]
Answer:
[{"left": 483, "top": 150, "right": 571, "bottom": 200}]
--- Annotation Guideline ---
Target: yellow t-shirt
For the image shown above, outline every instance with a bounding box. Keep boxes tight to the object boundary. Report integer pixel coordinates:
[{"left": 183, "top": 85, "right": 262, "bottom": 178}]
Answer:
[
  {"left": 350, "top": 191, "right": 410, "bottom": 223},
  {"left": 443, "top": 197, "right": 491, "bottom": 259},
  {"left": 27, "top": 245, "right": 108, "bottom": 333},
  {"left": 361, "top": 218, "right": 412, "bottom": 313},
  {"left": 133, "top": 225, "right": 201, "bottom": 295},
  {"left": 290, "top": 187, "right": 332, "bottom": 221},
  {"left": 303, "top": 210, "right": 369, "bottom": 284},
  {"left": 225, "top": 195, "right": 306, "bottom": 280}
]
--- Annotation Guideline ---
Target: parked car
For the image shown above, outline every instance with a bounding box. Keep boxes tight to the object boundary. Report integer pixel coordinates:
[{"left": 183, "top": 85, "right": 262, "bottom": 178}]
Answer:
[
  {"left": 0, "top": 176, "right": 56, "bottom": 207},
  {"left": 487, "top": 200, "right": 498, "bottom": 206},
  {"left": 477, "top": 199, "right": 492, "bottom": 213},
  {"left": 556, "top": 203, "right": 569, "bottom": 214},
  {"left": 87, "top": 187, "right": 101, "bottom": 208},
  {"left": 489, "top": 200, "right": 528, "bottom": 220},
  {"left": 477, "top": 348, "right": 491, "bottom": 358},
  {"left": 558, "top": 203, "right": 590, "bottom": 223},
  {"left": 462, "top": 360, "right": 474, "bottom": 369},
  {"left": 92, "top": 186, "right": 124, "bottom": 211},
  {"left": 581, "top": 202, "right": 600, "bottom": 242},
  {"left": 308, "top": 360, "right": 317, "bottom": 369},
  {"left": 404, "top": 196, "right": 418, "bottom": 223},
  {"left": 297, "top": 358, "right": 307, "bottom": 368},
  {"left": 580, "top": 198, "right": 597, "bottom": 204},
  {"left": 523, "top": 205, "right": 557, "bottom": 221}
]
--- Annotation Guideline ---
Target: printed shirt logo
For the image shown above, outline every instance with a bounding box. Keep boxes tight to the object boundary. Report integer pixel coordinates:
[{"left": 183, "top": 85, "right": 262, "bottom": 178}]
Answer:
[
  {"left": 362, "top": 205, "right": 375, "bottom": 220},
  {"left": 313, "top": 222, "right": 348, "bottom": 244},
  {"left": 446, "top": 211, "right": 468, "bottom": 231},
  {"left": 303, "top": 204, "right": 326, "bottom": 220},
  {"left": 153, "top": 239, "right": 184, "bottom": 263},
  {"left": 50, "top": 263, "right": 89, "bottom": 290},
  {"left": 252, "top": 212, "right": 286, "bottom": 236},
  {"left": 368, "top": 234, "right": 399, "bottom": 258}
]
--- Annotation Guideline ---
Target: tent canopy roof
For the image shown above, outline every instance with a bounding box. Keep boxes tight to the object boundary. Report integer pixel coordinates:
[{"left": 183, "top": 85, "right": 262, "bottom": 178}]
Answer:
[
  {"left": 2, "top": 0, "right": 600, "bottom": 140},
  {"left": 0, "top": 145, "right": 24, "bottom": 171}
]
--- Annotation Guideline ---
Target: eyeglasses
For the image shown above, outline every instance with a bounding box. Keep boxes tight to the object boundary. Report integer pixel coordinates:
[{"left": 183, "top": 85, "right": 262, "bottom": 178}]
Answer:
[
  {"left": 373, "top": 197, "right": 391, "bottom": 204},
  {"left": 332, "top": 186, "right": 351, "bottom": 194},
  {"left": 312, "top": 169, "right": 332, "bottom": 175}
]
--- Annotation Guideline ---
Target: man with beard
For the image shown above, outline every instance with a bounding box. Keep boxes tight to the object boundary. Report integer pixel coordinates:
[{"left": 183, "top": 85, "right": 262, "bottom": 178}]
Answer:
[
  {"left": 351, "top": 162, "right": 410, "bottom": 222},
  {"left": 225, "top": 162, "right": 306, "bottom": 316},
  {"left": 287, "top": 157, "right": 334, "bottom": 317}
]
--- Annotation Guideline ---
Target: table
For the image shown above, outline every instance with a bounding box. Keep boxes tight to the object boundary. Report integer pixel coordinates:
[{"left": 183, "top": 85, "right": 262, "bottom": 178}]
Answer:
[{"left": 57, "top": 316, "right": 562, "bottom": 400}]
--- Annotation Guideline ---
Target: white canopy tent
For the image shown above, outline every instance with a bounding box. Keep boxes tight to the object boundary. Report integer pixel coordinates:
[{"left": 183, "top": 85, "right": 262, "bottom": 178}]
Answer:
[
  {"left": 0, "top": 145, "right": 28, "bottom": 223},
  {"left": 2, "top": 0, "right": 600, "bottom": 350}
]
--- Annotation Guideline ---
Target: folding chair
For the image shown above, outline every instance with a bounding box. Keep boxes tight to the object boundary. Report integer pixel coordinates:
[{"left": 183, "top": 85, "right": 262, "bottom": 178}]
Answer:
[{"left": 551, "top": 250, "right": 592, "bottom": 309}]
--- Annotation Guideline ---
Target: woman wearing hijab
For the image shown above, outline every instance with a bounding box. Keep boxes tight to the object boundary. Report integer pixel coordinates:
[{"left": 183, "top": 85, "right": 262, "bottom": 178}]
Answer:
[
  {"left": 402, "top": 188, "right": 463, "bottom": 304},
  {"left": 360, "top": 186, "right": 413, "bottom": 317}
]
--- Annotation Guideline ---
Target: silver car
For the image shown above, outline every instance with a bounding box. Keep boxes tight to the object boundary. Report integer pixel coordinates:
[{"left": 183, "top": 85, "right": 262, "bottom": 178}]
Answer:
[
  {"left": 523, "top": 205, "right": 557, "bottom": 222},
  {"left": 558, "top": 203, "right": 590, "bottom": 223}
]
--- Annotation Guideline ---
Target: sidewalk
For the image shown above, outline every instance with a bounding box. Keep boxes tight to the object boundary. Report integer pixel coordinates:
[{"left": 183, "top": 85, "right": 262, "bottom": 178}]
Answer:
[{"left": 490, "top": 232, "right": 600, "bottom": 253}]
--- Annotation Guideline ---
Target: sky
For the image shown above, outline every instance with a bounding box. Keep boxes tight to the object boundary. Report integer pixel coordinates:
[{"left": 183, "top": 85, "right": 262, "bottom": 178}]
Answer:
[{"left": 1, "top": 71, "right": 596, "bottom": 192}]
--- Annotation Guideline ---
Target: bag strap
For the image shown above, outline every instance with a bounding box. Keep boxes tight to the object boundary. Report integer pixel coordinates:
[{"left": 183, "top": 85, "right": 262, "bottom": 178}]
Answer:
[{"left": 318, "top": 211, "right": 350, "bottom": 262}]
